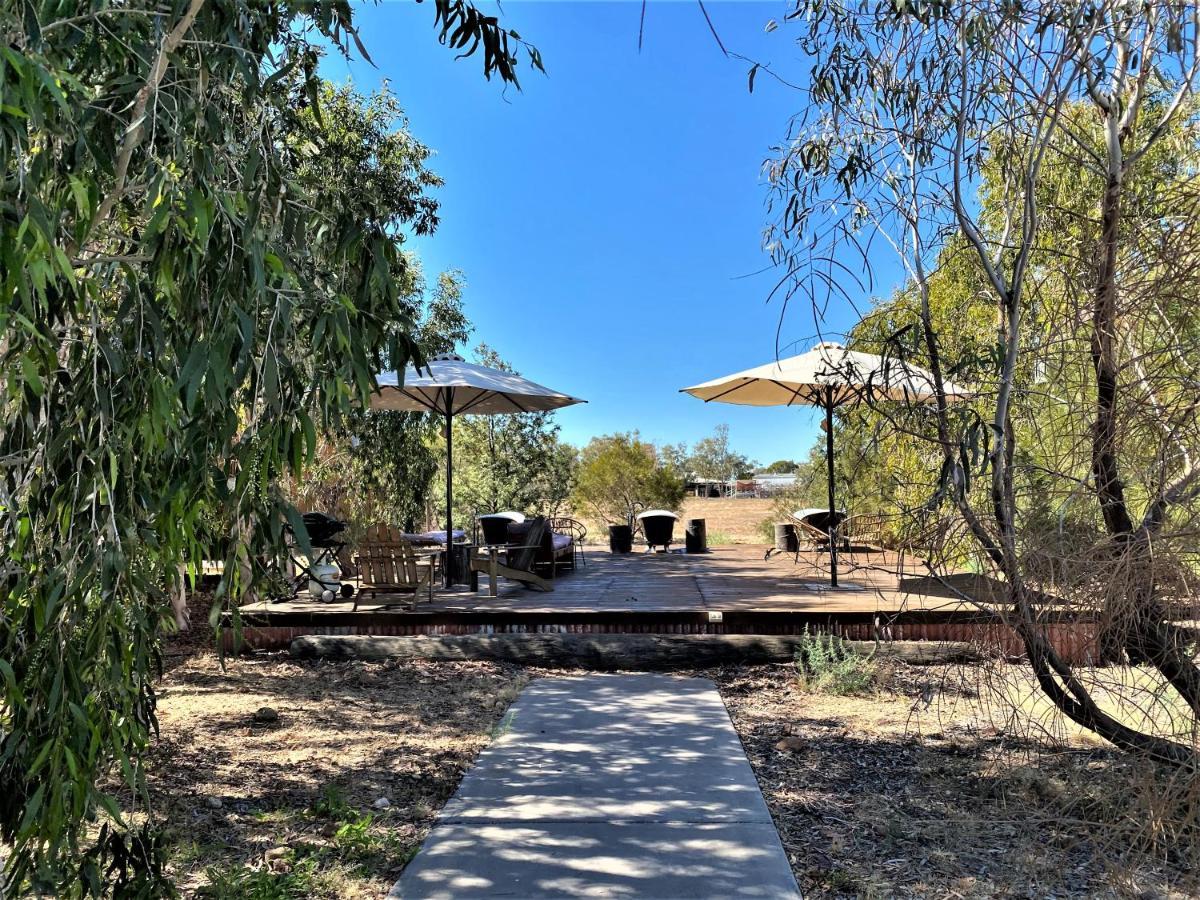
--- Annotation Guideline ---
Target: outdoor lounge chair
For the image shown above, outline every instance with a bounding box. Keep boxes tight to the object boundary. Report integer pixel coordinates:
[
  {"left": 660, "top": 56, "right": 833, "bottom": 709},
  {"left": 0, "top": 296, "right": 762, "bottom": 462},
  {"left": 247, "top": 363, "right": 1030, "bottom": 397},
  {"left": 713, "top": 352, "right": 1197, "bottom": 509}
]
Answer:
[
  {"left": 549, "top": 518, "right": 585, "bottom": 566},
  {"left": 765, "top": 509, "right": 848, "bottom": 569},
  {"left": 353, "top": 526, "right": 435, "bottom": 610},
  {"left": 783, "top": 509, "right": 848, "bottom": 551},
  {"left": 793, "top": 515, "right": 834, "bottom": 550},
  {"left": 503, "top": 516, "right": 577, "bottom": 578},
  {"left": 844, "top": 513, "right": 886, "bottom": 549},
  {"left": 470, "top": 515, "right": 554, "bottom": 596},
  {"left": 547, "top": 516, "right": 587, "bottom": 570},
  {"left": 841, "top": 512, "right": 888, "bottom": 570}
]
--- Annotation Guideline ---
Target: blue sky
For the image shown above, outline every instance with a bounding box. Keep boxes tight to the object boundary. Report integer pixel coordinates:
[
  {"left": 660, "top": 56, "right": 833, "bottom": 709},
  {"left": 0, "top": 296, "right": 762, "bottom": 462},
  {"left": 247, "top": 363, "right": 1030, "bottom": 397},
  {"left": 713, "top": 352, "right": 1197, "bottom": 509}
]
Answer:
[{"left": 323, "top": 1, "right": 896, "bottom": 466}]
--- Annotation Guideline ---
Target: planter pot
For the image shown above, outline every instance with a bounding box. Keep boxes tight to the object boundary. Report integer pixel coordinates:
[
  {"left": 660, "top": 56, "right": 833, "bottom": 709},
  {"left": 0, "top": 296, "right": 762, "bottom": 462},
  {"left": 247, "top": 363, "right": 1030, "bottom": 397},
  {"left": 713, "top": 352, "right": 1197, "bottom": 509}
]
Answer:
[
  {"left": 479, "top": 511, "right": 523, "bottom": 545},
  {"left": 774, "top": 522, "right": 798, "bottom": 553},
  {"left": 608, "top": 524, "right": 633, "bottom": 554}
]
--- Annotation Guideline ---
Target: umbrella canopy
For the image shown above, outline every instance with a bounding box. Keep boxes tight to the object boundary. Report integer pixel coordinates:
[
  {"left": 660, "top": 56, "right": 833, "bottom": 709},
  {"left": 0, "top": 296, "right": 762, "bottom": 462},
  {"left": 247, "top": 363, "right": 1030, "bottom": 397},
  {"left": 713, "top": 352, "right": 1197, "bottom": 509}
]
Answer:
[
  {"left": 372, "top": 354, "right": 584, "bottom": 415},
  {"left": 681, "top": 342, "right": 968, "bottom": 586},
  {"left": 681, "top": 342, "right": 968, "bottom": 407},
  {"left": 369, "top": 354, "right": 584, "bottom": 588}
]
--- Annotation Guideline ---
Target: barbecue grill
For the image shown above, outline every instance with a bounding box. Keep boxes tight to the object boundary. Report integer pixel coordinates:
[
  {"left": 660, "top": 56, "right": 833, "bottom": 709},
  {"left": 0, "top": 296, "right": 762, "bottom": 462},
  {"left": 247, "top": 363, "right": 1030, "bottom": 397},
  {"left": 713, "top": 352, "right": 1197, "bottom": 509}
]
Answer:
[
  {"left": 301, "top": 511, "right": 347, "bottom": 546},
  {"left": 281, "top": 511, "right": 353, "bottom": 601}
]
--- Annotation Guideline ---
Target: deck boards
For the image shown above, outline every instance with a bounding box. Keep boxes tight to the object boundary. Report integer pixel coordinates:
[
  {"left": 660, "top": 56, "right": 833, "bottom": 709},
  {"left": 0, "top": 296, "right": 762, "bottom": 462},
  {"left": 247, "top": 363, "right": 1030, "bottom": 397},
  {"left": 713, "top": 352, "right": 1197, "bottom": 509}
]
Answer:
[
  {"left": 229, "top": 547, "right": 1115, "bottom": 661},
  {"left": 240, "top": 546, "right": 980, "bottom": 618}
]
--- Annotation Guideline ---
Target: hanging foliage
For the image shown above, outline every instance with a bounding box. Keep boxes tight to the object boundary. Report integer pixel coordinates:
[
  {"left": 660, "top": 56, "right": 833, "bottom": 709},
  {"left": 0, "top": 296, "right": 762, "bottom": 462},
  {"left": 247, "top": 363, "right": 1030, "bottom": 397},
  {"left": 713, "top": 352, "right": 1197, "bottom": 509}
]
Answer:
[{"left": 0, "top": 1, "right": 539, "bottom": 893}]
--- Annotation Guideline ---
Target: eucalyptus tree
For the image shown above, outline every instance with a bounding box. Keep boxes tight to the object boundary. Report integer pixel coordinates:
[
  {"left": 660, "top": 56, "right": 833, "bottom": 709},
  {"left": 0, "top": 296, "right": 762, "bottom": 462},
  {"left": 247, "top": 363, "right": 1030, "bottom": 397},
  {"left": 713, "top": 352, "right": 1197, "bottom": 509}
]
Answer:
[
  {"left": 572, "top": 433, "right": 686, "bottom": 528},
  {"left": 348, "top": 269, "right": 473, "bottom": 533},
  {"left": 287, "top": 269, "right": 473, "bottom": 535},
  {"left": 766, "top": 0, "right": 1200, "bottom": 765},
  {"left": 0, "top": 0, "right": 540, "bottom": 893},
  {"left": 687, "top": 424, "right": 757, "bottom": 482},
  {"left": 440, "top": 344, "right": 573, "bottom": 521}
]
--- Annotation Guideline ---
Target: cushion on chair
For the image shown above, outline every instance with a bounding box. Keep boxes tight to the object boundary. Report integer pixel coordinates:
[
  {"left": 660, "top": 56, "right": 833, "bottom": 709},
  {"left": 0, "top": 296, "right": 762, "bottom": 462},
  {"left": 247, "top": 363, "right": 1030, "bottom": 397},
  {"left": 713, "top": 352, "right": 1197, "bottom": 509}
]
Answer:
[
  {"left": 405, "top": 529, "right": 466, "bottom": 544},
  {"left": 505, "top": 520, "right": 531, "bottom": 544},
  {"left": 507, "top": 522, "right": 573, "bottom": 562}
]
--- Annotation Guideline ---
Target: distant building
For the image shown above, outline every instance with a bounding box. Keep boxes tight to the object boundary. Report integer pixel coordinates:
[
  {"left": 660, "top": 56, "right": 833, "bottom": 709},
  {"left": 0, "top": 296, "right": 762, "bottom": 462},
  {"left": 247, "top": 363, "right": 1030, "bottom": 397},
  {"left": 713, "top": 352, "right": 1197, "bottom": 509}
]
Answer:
[
  {"left": 752, "top": 473, "right": 797, "bottom": 496},
  {"left": 684, "top": 478, "right": 732, "bottom": 498},
  {"left": 684, "top": 473, "right": 797, "bottom": 498}
]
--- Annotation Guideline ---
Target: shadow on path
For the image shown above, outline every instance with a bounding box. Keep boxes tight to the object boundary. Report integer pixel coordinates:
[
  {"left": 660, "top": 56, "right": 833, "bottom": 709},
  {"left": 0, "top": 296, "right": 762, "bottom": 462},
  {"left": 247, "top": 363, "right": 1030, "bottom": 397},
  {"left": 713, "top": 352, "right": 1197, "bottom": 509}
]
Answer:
[{"left": 391, "top": 673, "right": 802, "bottom": 899}]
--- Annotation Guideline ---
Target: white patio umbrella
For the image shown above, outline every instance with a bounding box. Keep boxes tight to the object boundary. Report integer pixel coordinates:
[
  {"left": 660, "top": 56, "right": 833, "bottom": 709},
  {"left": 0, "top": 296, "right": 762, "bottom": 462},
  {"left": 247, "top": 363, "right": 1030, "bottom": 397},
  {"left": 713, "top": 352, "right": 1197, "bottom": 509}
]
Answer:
[
  {"left": 681, "top": 342, "right": 968, "bottom": 586},
  {"left": 370, "top": 354, "right": 584, "bottom": 588}
]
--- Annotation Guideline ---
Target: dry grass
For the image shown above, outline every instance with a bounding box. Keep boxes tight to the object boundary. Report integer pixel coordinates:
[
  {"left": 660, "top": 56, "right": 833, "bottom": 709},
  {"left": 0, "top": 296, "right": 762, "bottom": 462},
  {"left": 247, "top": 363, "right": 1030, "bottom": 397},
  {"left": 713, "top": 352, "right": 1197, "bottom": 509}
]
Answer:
[
  {"left": 679, "top": 497, "right": 776, "bottom": 544},
  {"left": 134, "top": 622, "right": 1198, "bottom": 898},
  {"left": 980, "top": 664, "right": 1200, "bottom": 746},
  {"left": 573, "top": 497, "right": 773, "bottom": 547},
  {"left": 715, "top": 662, "right": 1199, "bottom": 898},
  {"left": 137, "top": 645, "right": 526, "bottom": 897}
]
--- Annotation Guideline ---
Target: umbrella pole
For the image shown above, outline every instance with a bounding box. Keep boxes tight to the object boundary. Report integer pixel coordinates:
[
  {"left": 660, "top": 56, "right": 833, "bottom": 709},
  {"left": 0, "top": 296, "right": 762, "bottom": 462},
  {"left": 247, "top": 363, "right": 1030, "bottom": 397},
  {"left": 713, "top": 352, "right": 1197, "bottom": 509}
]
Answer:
[
  {"left": 825, "top": 387, "right": 838, "bottom": 588},
  {"left": 444, "top": 395, "right": 454, "bottom": 590}
]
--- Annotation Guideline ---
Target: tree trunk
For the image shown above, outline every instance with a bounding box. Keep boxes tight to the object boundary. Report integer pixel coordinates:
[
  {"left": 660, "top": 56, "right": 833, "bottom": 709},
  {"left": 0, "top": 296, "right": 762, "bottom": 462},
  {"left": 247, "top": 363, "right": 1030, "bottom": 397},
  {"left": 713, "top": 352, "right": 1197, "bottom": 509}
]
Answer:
[
  {"left": 1008, "top": 585, "right": 1196, "bottom": 766},
  {"left": 1091, "top": 170, "right": 1136, "bottom": 536},
  {"left": 1089, "top": 156, "right": 1200, "bottom": 716}
]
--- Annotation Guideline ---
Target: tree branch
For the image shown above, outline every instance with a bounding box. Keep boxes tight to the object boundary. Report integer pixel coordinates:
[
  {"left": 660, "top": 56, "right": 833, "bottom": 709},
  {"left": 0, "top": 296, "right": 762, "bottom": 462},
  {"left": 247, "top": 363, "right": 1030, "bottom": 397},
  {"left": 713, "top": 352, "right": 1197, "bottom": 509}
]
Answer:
[{"left": 89, "top": 0, "right": 207, "bottom": 238}]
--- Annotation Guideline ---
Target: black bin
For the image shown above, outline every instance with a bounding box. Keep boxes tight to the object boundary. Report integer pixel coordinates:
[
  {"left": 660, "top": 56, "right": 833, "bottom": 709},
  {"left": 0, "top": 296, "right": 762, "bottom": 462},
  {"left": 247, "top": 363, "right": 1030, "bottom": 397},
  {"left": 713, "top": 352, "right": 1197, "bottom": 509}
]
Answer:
[
  {"left": 608, "top": 524, "right": 633, "bottom": 554},
  {"left": 685, "top": 519, "right": 707, "bottom": 553},
  {"left": 774, "top": 522, "right": 798, "bottom": 553}
]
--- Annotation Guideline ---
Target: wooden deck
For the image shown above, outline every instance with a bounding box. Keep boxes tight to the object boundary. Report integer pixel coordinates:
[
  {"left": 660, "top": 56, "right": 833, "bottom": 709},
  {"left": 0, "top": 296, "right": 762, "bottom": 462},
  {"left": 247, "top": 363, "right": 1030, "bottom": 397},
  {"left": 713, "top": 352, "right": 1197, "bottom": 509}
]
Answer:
[
  {"left": 247, "top": 546, "right": 973, "bottom": 616},
  {"left": 230, "top": 546, "right": 1101, "bottom": 662}
]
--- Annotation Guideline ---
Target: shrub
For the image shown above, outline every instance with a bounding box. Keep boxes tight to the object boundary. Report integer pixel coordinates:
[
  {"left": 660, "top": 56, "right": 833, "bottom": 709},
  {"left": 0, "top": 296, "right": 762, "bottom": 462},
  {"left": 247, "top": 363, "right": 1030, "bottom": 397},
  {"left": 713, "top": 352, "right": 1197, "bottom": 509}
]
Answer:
[
  {"left": 571, "top": 433, "right": 685, "bottom": 526},
  {"left": 794, "top": 630, "right": 878, "bottom": 695},
  {"left": 758, "top": 481, "right": 822, "bottom": 543}
]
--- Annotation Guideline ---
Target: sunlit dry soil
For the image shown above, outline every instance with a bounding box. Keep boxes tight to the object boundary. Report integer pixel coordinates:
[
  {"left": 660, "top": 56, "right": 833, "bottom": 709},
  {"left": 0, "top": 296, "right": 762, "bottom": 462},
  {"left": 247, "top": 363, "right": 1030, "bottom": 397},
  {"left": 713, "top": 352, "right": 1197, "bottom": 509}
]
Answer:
[
  {"left": 715, "top": 662, "right": 1198, "bottom": 899},
  {"left": 144, "top": 647, "right": 525, "bottom": 897},
  {"left": 139, "top": 629, "right": 1197, "bottom": 899}
]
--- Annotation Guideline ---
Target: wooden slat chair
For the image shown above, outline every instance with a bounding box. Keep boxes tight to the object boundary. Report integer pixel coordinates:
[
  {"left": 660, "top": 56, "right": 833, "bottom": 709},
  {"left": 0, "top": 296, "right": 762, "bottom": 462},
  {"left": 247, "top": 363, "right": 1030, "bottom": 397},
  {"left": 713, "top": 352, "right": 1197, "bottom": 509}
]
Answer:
[
  {"left": 470, "top": 516, "right": 553, "bottom": 597},
  {"left": 768, "top": 512, "right": 846, "bottom": 578},
  {"left": 353, "top": 526, "right": 434, "bottom": 610},
  {"left": 792, "top": 515, "right": 835, "bottom": 550},
  {"left": 895, "top": 514, "right": 948, "bottom": 575}
]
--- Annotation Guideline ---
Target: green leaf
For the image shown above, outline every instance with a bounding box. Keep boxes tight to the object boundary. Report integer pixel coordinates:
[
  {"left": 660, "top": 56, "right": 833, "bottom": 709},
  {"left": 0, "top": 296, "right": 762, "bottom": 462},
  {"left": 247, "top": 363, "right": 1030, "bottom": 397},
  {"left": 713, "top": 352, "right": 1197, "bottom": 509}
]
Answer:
[
  {"left": 94, "top": 792, "right": 127, "bottom": 828},
  {"left": 284, "top": 505, "right": 312, "bottom": 560},
  {"left": 19, "top": 353, "right": 43, "bottom": 395}
]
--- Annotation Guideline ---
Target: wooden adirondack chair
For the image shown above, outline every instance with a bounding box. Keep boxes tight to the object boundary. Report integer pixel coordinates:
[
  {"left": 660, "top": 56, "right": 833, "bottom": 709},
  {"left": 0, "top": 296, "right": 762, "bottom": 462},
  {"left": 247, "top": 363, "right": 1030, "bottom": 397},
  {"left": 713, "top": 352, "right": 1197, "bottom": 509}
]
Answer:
[
  {"left": 354, "top": 527, "right": 435, "bottom": 610},
  {"left": 470, "top": 515, "right": 553, "bottom": 597}
]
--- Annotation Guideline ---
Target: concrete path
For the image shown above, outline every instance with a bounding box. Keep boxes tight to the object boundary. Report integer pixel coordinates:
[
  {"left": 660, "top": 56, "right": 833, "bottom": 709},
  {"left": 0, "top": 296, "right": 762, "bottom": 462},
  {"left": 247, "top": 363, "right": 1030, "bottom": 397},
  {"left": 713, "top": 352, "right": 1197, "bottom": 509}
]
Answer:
[{"left": 391, "top": 673, "right": 801, "bottom": 899}]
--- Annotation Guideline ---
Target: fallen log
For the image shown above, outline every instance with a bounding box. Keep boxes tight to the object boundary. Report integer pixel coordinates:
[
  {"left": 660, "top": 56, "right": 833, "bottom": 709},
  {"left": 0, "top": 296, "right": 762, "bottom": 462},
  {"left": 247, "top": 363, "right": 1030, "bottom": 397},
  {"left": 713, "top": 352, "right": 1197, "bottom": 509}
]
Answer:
[{"left": 289, "top": 633, "right": 981, "bottom": 668}]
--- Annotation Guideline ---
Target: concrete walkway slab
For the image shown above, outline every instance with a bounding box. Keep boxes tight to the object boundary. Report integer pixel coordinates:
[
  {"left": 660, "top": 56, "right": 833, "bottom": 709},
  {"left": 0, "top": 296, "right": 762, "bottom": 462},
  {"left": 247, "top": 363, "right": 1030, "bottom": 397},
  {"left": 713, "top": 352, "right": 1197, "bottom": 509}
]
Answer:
[{"left": 391, "top": 674, "right": 800, "bottom": 899}]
